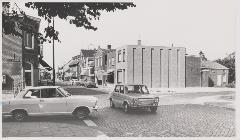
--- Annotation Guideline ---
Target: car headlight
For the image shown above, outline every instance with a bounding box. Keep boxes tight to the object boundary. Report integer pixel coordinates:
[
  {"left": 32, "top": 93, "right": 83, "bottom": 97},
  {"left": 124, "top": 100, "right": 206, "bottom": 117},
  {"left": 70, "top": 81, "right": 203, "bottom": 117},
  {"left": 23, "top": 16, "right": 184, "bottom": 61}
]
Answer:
[{"left": 154, "top": 97, "right": 159, "bottom": 102}]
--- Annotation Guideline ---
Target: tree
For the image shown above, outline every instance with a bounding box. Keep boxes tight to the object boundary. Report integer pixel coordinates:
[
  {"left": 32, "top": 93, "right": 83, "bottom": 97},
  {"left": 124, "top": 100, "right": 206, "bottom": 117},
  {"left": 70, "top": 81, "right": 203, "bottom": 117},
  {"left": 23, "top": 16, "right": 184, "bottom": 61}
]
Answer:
[
  {"left": 2, "top": 2, "right": 136, "bottom": 43},
  {"left": 199, "top": 51, "right": 207, "bottom": 62},
  {"left": 215, "top": 52, "right": 235, "bottom": 84}
]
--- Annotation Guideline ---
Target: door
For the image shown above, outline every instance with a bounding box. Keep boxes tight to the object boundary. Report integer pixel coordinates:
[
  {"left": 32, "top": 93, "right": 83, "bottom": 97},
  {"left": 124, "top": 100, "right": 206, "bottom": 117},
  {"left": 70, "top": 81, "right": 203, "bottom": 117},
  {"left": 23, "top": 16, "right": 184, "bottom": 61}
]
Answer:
[
  {"left": 39, "top": 88, "right": 68, "bottom": 114},
  {"left": 217, "top": 75, "right": 222, "bottom": 86},
  {"left": 21, "top": 89, "right": 41, "bottom": 114}
]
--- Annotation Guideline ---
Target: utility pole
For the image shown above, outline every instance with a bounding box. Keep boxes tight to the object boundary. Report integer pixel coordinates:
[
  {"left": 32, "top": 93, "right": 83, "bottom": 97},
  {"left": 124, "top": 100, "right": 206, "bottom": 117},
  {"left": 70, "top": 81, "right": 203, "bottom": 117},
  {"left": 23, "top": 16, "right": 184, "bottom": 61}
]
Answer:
[{"left": 52, "top": 17, "right": 55, "bottom": 86}]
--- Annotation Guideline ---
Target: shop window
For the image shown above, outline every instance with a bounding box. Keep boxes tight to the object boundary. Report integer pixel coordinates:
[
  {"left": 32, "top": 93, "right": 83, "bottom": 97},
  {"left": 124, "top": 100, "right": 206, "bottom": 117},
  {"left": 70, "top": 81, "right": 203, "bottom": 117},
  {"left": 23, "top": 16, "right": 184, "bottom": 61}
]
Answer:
[
  {"left": 118, "top": 50, "right": 122, "bottom": 62},
  {"left": 112, "top": 57, "right": 115, "bottom": 66}
]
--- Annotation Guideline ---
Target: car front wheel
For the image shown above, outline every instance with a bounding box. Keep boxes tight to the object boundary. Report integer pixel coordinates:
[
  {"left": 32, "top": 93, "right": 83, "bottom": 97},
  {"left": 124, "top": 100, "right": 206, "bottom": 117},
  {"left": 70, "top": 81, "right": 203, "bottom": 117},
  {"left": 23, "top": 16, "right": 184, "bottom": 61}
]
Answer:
[
  {"left": 74, "top": 109, "right": 89, "bottom": 120},
  {"left": 150, "top": 106, "right": 157, "bottom": 113},
  {"left": 12, "top": 110, "right": 27, "bottom": 122}
]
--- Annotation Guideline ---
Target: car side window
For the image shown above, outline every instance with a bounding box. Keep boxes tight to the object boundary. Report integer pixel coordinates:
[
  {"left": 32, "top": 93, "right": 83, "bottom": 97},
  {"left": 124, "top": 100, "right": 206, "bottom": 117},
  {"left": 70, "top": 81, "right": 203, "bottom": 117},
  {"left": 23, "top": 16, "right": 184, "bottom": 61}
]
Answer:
[
  {"left": 41, "top": 88, "right": 63, "bottom": 98},
  {"left": 24, "top": 89, "right": 40, "bottom": 99},
  {"left": 114, "top": 86, "right": 120, "bottom": 93},
  {"left": 120, "top": 86, "right": 124, "bottom": 94}
]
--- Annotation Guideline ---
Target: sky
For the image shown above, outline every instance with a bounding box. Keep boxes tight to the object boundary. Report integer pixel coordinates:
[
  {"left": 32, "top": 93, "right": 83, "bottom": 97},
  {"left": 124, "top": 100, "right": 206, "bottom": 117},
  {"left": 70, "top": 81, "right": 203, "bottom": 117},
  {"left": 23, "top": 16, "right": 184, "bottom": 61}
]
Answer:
[{"left": 15, "top": 0, "right": 236, "bottom": 69}]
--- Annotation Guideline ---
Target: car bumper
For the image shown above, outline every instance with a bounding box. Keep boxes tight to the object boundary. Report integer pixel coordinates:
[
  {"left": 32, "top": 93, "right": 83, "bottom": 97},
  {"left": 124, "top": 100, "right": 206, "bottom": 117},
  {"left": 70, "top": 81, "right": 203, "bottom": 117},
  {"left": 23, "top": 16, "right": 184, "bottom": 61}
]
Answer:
[{"left": 131, "top": 103, "right": 158, "bottom": 108}]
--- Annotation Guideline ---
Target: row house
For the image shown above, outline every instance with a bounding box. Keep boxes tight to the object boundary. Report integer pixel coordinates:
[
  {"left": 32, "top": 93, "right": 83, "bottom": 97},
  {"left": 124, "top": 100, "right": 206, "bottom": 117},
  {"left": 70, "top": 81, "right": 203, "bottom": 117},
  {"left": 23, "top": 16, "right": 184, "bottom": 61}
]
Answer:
[
  {"left": 2, "top": 13, "right": 49, "bottom": 94},
  {"left": 69, "top": 55, "right": 80, "bottom": 80},
  {"left": 79, "top": 49, "right": 96, "bottom": 81},
  {"left": 106, "top": 47, "right": 116, "bottom": 85},
  {"left": 115, "top": 40, "right": 186, "bottom": 88},
  {"left": 94, "top": 45, "right": 116, "bottom": 86}
]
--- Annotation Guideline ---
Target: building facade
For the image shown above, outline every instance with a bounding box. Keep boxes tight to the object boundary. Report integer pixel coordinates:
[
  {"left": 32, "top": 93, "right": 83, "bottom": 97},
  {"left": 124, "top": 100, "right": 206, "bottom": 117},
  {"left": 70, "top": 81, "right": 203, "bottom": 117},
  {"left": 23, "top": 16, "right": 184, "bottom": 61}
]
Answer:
[
  {"left": 186, "top": 55, "right": 201, "bottom": 87},
  {"left": 69, "top": 55, "right": 80, "bottom": 79},
  {"left": 106, "top": 46, "right": 116, "bottom": 84},
  {"left": 94, "top": 47, "right": 108, "bottom": 85},
  {"left": 79, "top": 49, "right": 96, "bottom": 81},
  {"left": 2, "top": 14, "right": 42, "bottom": 94},
  {"left": 115, "top": 40, "right": 186, "bottom": 88},
  {"left": 201, "top": 61, "right": 229, "bottom": 87}
]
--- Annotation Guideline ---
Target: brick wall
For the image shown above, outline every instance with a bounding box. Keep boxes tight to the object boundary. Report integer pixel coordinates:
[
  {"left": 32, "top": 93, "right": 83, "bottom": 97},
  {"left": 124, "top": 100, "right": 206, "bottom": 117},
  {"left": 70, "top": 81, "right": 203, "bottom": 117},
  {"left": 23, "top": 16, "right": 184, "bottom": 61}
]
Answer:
[
  {"left": 186, "top": 56, "right": 201, "bottom": 87},
  {"left": 2, "top": 34, "right": 23, "bottom": 91}
]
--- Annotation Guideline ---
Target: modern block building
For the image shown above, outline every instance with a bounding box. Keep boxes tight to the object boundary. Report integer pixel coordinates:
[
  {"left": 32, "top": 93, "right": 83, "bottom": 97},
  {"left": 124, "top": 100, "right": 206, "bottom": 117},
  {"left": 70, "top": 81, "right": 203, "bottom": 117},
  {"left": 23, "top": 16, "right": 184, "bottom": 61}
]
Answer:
[{"left": 116, "top": 40, "right": 186, "bottom": 88}]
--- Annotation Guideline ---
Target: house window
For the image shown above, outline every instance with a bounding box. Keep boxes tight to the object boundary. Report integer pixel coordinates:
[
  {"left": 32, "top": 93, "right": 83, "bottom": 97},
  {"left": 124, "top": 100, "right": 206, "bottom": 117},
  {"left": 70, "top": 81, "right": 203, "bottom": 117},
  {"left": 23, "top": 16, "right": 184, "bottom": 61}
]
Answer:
[
  {"left": 109, "top": 58, "right": 111, "bottom": 66},
  {"left": 105, "top": 55, "right": 107, "bottom": 65},
  {"left": 118, "top": 50, "right": 122, "bottom": 62},
  {"left": 112, "top": 57, "right": 115, "bottom": 66},
  {"left": 25, "top": 32, "right": 34, "bottom": 49},
  {"left": 123, "top": 49, "right": 125, "bottom": 62},
  {"left": 25, "top": 62, "right": 33, "bottom": 86},
  {"left": 100, "top": 57, "right": 102, "bottom": 66},
  {"left": 223, "top": 74, "right": 227, "bottom": 82}
]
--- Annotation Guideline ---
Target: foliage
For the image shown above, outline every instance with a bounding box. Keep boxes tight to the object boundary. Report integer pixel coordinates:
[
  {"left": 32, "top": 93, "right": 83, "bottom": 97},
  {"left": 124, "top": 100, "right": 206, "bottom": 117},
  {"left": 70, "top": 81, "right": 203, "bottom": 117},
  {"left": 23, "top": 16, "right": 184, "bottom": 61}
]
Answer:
[
  {"left": 199, "top": 51, "right": 207, "bottom": 61},
  {"left": 215, "top": 52, "right": 235, "bottom": 84},
  {"left": 2, "top": 2, "right": 136, "bottom": 43}
]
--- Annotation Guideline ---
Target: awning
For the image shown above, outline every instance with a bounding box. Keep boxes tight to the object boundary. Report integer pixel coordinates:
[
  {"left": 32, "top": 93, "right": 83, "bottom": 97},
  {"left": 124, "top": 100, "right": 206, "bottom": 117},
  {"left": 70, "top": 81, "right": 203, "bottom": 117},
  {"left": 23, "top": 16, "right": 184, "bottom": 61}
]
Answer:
[
  {"left": 39, "top": 58, "right": 52, "bottom": 71},
  {"left": 80, "top": 69, "right": 88, "bottom": 75}
]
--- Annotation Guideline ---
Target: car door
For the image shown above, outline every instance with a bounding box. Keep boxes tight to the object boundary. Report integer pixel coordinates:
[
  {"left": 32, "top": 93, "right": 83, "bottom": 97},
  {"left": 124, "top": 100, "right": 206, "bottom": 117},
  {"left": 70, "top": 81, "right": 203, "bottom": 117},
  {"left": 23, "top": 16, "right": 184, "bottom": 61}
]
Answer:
[
  {"left": 39, "top": 88, "right": 68, "bottom": 114},
  {"left": 21, "top": 89, "right": 41, "bottom": 114},
  {"left": 112, "top": 85, "right": 121, "bottom": 107}
]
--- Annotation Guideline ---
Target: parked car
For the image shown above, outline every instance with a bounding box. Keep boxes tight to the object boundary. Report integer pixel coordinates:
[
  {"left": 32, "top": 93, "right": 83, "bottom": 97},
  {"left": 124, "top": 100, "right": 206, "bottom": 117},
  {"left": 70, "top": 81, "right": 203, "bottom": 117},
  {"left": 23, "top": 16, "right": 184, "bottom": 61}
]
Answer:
[
  {"left": 2, "top": 86, "right": 98, "bottom": 121},
  {"left": 82, "top": 80, "right": 97, "bottom": 88},
  {"left": 109, "top": 84, "right": 159, "bottom": 113}
]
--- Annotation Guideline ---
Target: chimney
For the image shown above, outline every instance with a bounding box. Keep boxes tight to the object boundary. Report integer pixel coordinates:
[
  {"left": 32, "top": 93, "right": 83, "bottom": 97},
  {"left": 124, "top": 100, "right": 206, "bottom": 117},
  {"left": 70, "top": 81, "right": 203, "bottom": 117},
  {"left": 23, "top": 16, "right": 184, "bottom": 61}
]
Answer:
[
  {"left": 137, "top": 40, "right": 141, "bottom": 45},
  {"left": 107, "top": 45, "right": 111, "bottom": 50}
]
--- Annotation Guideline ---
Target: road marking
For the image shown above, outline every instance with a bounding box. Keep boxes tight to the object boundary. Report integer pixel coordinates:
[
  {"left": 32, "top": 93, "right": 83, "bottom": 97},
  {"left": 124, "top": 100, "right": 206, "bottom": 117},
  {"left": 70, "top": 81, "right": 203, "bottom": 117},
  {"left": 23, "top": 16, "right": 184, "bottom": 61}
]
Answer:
[
  {"left": 83, "top": 119, "right": 97, "bottom": 126},
  {"left": 83, "top": 119, "right": 108, "bottom": 137}
]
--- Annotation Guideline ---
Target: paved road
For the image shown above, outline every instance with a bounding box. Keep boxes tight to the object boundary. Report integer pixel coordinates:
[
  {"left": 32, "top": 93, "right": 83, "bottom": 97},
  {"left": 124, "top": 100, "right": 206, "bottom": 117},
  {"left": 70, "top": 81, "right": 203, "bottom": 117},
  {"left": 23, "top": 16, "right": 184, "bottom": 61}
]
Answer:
[{"left": 2, "top": 87, "right": 235, "bottom": 137}]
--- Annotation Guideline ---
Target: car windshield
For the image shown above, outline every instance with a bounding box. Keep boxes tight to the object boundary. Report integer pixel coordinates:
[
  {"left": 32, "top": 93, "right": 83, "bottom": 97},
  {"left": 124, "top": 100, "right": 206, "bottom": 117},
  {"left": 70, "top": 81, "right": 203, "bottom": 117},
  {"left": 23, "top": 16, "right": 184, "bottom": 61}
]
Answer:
[
  {"left": 57, "top": 87, "right": 71, "bottom": 97},
  {"left": 125, "top": 85, "right": 149, "bottom": 94}
]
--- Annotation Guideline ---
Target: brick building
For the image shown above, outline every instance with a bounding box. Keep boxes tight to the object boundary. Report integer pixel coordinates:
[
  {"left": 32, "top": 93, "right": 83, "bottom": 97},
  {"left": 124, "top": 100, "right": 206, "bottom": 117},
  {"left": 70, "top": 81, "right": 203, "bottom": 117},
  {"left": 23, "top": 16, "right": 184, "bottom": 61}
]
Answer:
[
  {"left": 79, "top": 49, "right": 96, "bottom": 81},
  {"left": 186, "top": 55, "right": 201, "bottom": 87},
  {"left": 116, "top": 40, "right": 186, "bottom": 88},
  {"left": 69, "top": 55, "right": 80, "bottom": 80},
  {"left": 2, "top": 14, "right": 43, "bottom": 94},
  {"left": 201, "top": 61, "right": 229, "bottom": 87},
  {"left": 106, "top": 45, "right": 116, "bottom": 84}
]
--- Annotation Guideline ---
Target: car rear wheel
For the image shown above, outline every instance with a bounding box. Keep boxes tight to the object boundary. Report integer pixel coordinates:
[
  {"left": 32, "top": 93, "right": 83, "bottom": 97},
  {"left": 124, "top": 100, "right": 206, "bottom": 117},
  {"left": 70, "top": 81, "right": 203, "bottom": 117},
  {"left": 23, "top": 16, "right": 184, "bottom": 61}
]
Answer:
[
  {"left": 74, "top": 108, "right": 89, "bottom": 120},
  {"left": 110, "top": 99, "right": 115, "bottom": 108},
  {"left": 150, "top": 106, "right": 157, "bottom": 113},
  {"left": 123, "top": 103, "right": 130, "bottom": 113},
  {"left": 12, "top": 110, "right": 27, "bottom": 122}
]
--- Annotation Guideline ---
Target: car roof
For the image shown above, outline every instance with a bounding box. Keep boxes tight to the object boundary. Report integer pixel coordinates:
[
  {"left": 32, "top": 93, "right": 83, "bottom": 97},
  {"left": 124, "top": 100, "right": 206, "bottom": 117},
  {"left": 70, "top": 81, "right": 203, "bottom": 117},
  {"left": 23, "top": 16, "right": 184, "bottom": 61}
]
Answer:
[
  {"left": 115, "top": 84, "right": 146, "bottom": 86},
  {"left": 25, "top": 86, "right": 60, "bottom": 90}
]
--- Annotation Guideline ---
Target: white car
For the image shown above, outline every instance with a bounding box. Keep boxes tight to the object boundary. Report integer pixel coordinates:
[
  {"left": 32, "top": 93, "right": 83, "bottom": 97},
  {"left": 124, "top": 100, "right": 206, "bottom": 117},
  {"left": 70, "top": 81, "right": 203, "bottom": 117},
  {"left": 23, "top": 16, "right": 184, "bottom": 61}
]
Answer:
[{"left": 2, "top": 86, "right": 98, "bottom": 121}]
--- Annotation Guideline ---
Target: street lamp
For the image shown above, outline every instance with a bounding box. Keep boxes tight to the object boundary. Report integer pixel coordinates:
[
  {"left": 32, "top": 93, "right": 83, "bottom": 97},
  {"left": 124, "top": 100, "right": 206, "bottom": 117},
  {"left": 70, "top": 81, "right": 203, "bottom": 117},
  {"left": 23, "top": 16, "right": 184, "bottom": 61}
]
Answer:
[{"left": 52, "top": 17, "right": 55, "bottom": 85}]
